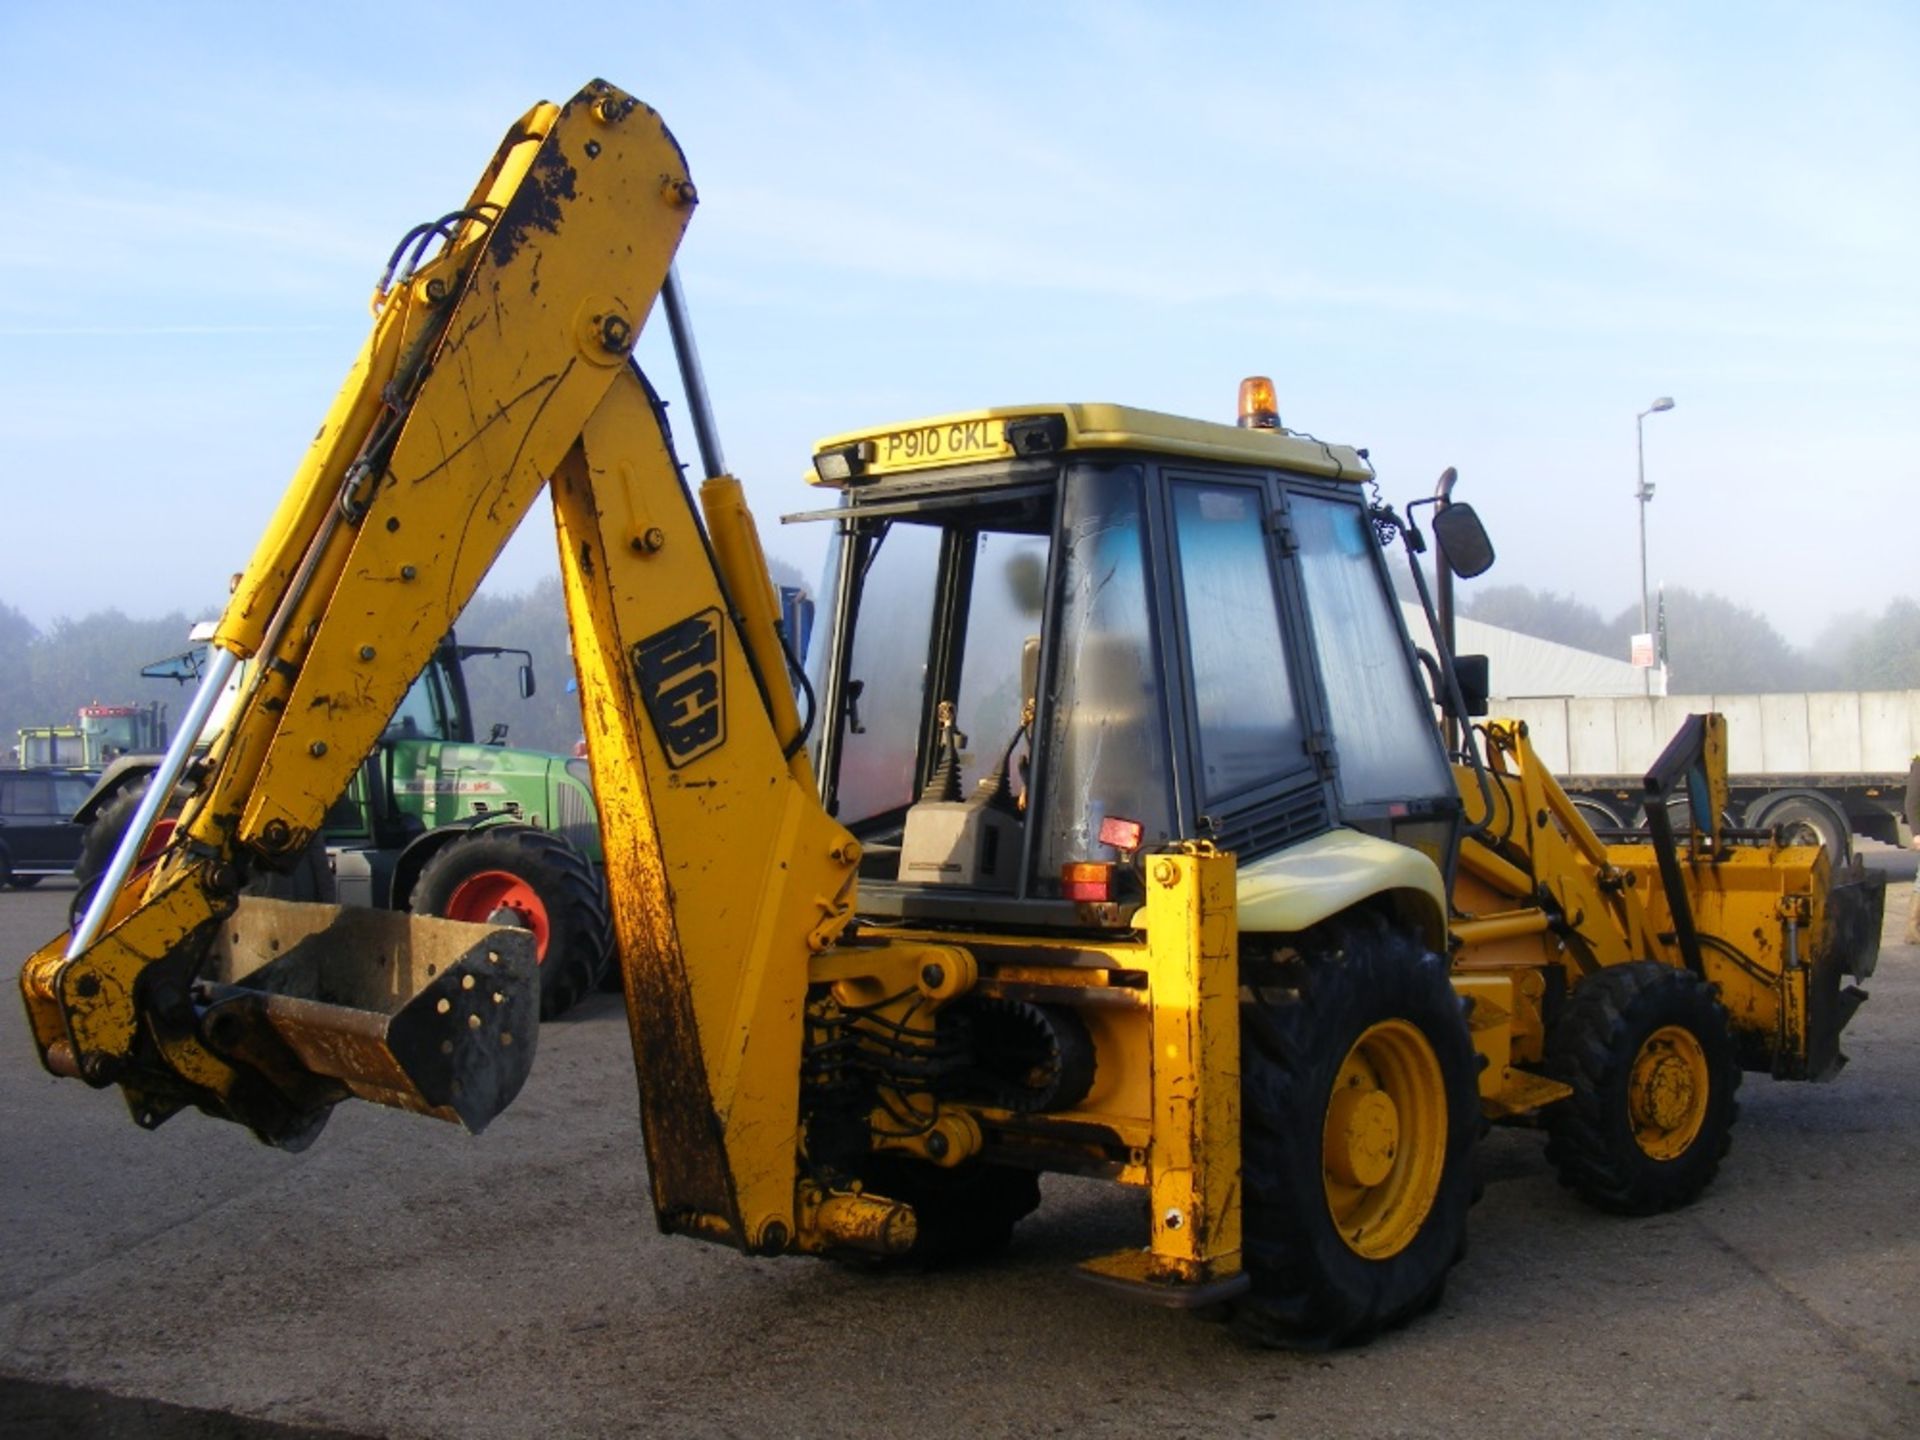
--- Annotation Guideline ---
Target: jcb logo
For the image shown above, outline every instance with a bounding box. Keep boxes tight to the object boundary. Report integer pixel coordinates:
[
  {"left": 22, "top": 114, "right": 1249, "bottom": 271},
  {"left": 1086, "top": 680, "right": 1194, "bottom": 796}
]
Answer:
[{"left": 634, "top": 609, "right": 726, "bottom": 768}]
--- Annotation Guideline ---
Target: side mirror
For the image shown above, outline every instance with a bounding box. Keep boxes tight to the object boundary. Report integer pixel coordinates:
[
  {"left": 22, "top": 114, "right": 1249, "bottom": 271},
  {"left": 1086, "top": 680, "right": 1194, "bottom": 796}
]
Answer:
[
  {"left": 517, "top": 663, "right": 536, "bottom": 700},
  {"left": 779, "top": 587, "right": 816, "bottom": 664},
  {"left": 1433, "top": 503, "right": 1495, "bottom": 579},
  {"left": 1451, "top": 654, "right": 1490, "bottom": 718}
]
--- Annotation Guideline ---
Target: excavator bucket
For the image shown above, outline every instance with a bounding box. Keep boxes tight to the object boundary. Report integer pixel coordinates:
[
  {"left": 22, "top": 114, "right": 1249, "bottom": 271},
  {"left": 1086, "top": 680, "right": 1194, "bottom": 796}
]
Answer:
[
  {"left": 21, "top": 894, "right": 540, "bottom": 1146},
  {"left": 199, "top": 899, "right": 542, "bottom": 1132}
]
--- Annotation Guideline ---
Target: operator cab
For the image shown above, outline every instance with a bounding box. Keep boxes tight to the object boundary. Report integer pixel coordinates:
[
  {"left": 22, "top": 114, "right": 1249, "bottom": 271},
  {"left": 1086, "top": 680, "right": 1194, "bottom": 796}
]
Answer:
[{"left": 794, "top": 386, "right": 1462, "bottom": 931}]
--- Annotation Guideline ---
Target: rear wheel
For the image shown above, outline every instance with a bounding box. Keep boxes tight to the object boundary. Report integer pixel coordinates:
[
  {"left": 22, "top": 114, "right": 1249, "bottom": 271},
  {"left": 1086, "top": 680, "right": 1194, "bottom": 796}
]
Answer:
[
  {"left": 1544, "top": 961, "right": 1740, "bottom": 1215},
  {"left": 71, "top": 779, "right": 333, "bottom": 928},
  {"left": 410, "top": 825, "right": 611, "bottom": 1021},
  {"left": 1231, "top": 913, "right": 1478, "bottom": 1349},
  {"left": 7, "top": 874, "right": 42, "bottom": 890}
]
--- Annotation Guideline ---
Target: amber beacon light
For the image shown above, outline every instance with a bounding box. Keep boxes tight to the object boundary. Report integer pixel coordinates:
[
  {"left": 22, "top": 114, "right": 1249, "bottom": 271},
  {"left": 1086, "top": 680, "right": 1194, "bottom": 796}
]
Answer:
[{"left": 1237, "top": 375, "right": 1281, "bottom": 430}]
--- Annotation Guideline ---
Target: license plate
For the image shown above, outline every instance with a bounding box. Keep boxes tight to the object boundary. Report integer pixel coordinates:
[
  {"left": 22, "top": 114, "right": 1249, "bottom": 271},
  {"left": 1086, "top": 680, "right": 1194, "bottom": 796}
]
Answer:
[{"left": 875, "top": 417, "right": 1010, "bottom": 469}]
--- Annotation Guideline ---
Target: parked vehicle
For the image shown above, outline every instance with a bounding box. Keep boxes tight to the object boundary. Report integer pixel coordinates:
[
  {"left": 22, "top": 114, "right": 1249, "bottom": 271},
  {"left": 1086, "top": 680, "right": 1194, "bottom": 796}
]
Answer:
[
  {"left": 0, "top": 768, "right": 94, "bottom": 887},
  {"left": 17, "top": 702, "right": 168, "bottom": 770},
  {"left": 76, "top": 630, "right": 610, "bottom": 1019},
  {"left": 1493, "top": 690, "right": 1920, "bottom": 861}
]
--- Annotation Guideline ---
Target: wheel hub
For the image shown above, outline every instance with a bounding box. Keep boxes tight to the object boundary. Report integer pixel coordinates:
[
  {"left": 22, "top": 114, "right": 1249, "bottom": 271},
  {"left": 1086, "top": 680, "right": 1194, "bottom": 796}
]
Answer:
[
  {"left": 1321, "top": 1019, "right": 1447, "bottom": 1259},
  {"left": 1324, "top": 1087, "right": 1400, "bottom": 1189},
  {"left": 442, "top": 869, "right": 553, "bottom": 963},
  {"left": 1628, "top": 1025, "right": 1709, "bottom": 1159}
]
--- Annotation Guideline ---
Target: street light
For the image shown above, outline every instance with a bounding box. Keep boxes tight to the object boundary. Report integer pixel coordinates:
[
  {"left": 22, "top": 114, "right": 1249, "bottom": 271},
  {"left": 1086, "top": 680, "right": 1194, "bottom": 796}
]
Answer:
[{"left": 1636, "top": 396, "right": 1675, "bottom": 694}]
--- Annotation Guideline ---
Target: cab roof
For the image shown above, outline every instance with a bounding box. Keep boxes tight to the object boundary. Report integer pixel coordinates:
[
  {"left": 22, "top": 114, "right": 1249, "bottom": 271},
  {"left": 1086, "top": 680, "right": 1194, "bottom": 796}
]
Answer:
[{"left": 808, "top": 402, "right": 1371, "bottom": 489}]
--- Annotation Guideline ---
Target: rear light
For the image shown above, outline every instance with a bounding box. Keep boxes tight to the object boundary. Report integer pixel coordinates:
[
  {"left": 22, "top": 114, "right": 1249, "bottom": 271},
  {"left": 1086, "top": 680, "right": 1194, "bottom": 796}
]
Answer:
[
  {"left": 1097, "top": 814, "right": 1144, "bottom": 852},
  {"left": 1237, "top": 375, "right": 1281, "bottom": 430},
  {"left": 1061, "top": 862, "right": 1112, "bottom": 903}
]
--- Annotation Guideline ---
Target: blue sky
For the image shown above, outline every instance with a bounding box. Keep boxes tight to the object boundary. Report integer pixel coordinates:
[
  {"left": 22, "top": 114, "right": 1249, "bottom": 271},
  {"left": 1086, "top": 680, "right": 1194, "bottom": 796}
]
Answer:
[{"left": 2, "top": 1, "right": 1913, "bottom": 649}]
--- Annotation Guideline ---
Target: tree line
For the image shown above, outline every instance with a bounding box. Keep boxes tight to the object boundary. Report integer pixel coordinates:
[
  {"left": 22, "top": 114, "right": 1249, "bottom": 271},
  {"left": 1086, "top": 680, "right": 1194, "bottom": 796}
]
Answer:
[
  {"left": 3, "top": 559, "right": 811, "bottom": 767},
  {"left": 6, "top": 573, "right": 1914, "bottom": 770},
  {"left": 1458, "top": 585, "right": 1920, "bottom": 694}
]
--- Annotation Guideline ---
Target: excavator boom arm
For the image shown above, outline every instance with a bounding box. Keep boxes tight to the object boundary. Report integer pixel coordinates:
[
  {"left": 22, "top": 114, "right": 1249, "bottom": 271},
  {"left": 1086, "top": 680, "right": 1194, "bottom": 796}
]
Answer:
[{"left": 19, "top": 83, "right": 857, "bottom": 1247}]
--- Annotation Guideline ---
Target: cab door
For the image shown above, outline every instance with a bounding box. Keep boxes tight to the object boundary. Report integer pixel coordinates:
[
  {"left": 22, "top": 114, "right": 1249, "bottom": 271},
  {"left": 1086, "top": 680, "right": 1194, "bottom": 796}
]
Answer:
[{"left": 1159, "top": 472, "right": 1330, "bottom": 861}]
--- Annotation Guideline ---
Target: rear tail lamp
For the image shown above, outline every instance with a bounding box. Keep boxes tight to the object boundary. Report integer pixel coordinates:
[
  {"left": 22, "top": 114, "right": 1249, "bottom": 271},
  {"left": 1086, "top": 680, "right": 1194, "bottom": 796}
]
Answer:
[{"left": 1061, "top": 862, "right": 1113, "bottom": 903}]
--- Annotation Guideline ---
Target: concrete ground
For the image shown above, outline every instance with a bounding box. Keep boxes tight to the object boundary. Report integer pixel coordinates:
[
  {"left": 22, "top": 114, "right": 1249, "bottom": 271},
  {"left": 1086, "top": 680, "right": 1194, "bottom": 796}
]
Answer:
[{"left": 2, "top": 875, "right": 1916, "bottom": 1439}]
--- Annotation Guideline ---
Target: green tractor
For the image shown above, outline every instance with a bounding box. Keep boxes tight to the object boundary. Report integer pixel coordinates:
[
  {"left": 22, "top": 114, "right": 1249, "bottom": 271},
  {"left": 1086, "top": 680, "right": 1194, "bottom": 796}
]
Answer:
[{"left": 73, "top": 631, "right": 610, "bottom": 1019}]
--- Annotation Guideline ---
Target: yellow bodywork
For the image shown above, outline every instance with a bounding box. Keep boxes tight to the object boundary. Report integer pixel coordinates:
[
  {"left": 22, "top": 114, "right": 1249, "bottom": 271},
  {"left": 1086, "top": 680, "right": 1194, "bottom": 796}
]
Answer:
[
  {"left": 1234, "top": 829, "right": 1447, "bottom": 948},
  {"left": 811, "top": 401, "right": 1370, "bottom": 484},
  {"left": 1445, "top": 717, "right": 1848, "bottom": 1112}
]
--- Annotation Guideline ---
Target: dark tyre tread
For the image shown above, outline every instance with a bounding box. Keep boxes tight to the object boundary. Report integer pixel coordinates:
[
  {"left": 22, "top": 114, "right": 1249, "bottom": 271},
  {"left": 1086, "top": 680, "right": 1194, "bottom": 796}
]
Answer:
[
  {"left": 1543, "top": 961, "right": 1741, "bottom": 1216},
  {"left": 71, "top": 779, "right": 335, "bottom": 928},
  {"left": 410, "top": 824, "right": 612, "bottom": 1022},
  {"left": 1229, "top": 911, "right": 1479, "bottom": 1350}
]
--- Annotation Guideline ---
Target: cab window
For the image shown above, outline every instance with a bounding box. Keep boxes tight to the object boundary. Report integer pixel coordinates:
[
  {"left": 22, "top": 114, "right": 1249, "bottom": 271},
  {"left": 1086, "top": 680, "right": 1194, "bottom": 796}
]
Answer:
[
  {"left": 1036, "top": 464, "right": 1173, "bottom": 875},
  {"left": 3, "top": 776, "right": 56, "bottom": 815},
  {"left": 385, "top": 667, "right": 452, "bottom": 742},
  {"left": 832, "top": 521, "right": 943, "bottom": 826},
  {"left": 1167, "top": 479, "right": 1305, "bottom": 803},
  {"left": 1291, "top": 493, "right": 1450, "bottom": 805}
]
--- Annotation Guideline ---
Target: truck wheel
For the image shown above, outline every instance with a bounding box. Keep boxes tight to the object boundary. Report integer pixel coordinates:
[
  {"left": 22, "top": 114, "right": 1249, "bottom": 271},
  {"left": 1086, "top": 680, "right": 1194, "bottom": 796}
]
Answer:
[
  {"left": 1230, "top": 913, "right": 1478, "bottom": 1349},
  {"left": 71, "top": 779, "right": 334, "bottom": 928},
  {"left": 1567, "top": 795, "right": 1625, "bottom": 836},
  {"left": 1544, "top": 961, "right": 1740, "bottom": 1215},
  {"left": 410, "top": 826, "right": 611, "bottom": 1022},
  {"left": 1749, "top": 794, "right": 1850, "bottom": 866},
  {"left": 850, "top": 1155, "right": 1042, "bottom": 1268}
]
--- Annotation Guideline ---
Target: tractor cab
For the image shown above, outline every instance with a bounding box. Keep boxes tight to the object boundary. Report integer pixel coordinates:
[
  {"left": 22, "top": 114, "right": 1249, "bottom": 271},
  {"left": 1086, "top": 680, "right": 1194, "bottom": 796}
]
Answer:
[{"left": 795, "top": 386, "right": 1465, "bottom": 933}]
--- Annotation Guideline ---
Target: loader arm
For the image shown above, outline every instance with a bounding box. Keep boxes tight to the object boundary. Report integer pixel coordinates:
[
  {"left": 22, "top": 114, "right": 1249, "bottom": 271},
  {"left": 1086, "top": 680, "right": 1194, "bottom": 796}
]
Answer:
[{"left": 19, "top": 82, "right": 860, "bottom": 1248}]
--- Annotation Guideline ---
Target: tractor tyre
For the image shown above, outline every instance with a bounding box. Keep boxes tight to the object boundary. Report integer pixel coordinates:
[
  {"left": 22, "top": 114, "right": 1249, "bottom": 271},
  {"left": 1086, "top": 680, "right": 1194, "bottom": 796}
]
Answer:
[
  {"left": 1230, "top": 912, "right": 1479, "bottom": 1350},
  {"left": 848, "top": 1155, "right": 1042, "bottom": 1269},
  {"left": 409, "top": 825, "right": 612, "bottom": 1022},
  {"left": 1544, "top": 961, "right": 1741, "bottom": 1215},
  {"left": 70, "top": 779, "right": 334, "bottom": 928}
]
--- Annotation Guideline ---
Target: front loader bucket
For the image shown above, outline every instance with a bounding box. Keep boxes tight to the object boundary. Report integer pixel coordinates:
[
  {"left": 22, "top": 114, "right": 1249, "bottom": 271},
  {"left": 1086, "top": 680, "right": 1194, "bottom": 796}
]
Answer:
[
  {"left": 200, "top": 898, "right": 541, "bottom": 1133},
  {"left": 1821, "top": 860, "right": 1886, "bottom": 982}
]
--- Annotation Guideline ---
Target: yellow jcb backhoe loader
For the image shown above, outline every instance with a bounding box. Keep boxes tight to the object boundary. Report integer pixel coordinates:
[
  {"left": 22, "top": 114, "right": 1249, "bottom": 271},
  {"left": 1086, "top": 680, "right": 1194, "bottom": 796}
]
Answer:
[{"left": 19, "top": 81, "right": 1884, "bottom": 1348}]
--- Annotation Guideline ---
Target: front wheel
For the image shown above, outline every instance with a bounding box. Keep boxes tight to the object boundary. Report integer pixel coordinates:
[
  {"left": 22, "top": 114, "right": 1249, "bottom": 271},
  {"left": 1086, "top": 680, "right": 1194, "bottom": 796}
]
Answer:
[
  {"left": 409, "top": 825, "right": 612, "bottom": 1021},
  {"left": 1231, "top": 913, "right": 1479, "bottom": 1349},
  {"left": 1545, "top": 961, "right": 1740, "bottom": 1215}
]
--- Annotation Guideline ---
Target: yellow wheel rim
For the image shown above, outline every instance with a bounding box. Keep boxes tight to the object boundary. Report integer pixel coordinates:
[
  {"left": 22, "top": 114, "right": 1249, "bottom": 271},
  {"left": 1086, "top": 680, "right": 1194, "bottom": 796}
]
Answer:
[
  {"left": 1628, "top": 1024, "right": 1709, "bottom": 1160},
  {"left": 1322, "top": 1019, "right": 1447, "bottom": 1259}
]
